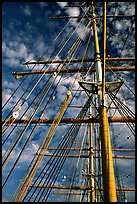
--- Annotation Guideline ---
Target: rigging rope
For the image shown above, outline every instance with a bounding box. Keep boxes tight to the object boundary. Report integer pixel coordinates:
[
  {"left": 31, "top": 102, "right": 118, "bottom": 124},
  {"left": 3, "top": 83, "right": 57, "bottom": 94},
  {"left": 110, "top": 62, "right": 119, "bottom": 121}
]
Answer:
[
  {"left": 2, "top": 17, "right": 74, "bottom": 110},
  {"left": 66, "top": 124, "right": 88, "bottom": 201},
  {"left": 18, "top": 96, "right": 92, "bottom": 202},
  {"left": 3, "top": 14, "right": 92, "bottom": 189}
]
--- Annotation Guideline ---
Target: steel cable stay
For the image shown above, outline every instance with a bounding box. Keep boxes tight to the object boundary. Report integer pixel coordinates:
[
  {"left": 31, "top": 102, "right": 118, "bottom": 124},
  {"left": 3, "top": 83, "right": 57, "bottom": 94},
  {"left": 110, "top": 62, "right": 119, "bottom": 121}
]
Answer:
[
  {"left": 79, "top": 129, "right": 90, "bottom": 202},
  {"left": 2, "top": 73, "right": 60, "bottom": 161},
  {"left": 105, "top": 63, "right": 135, "bottom": 97},
  {"left": 107, "top": 90, "right": 135, "bottom": 120},
  {"left": 2, "top": 6, "right": 93, "bottom": 134},
  {"left": 115, "top": 158, "right": 135, "bottom": 201},
  {"left": 106, "top": 85, "right": 121, "bottom": 113},
  {"left": 11, "top": 94, "right": 74, "bottom": 201},
  {"left": 2, "top": 14, "right": 85, "bottom": 128},
  {"left": 108, "top": 95, "right": 135, "bottom": 137},
  {"left": 95, "top": 124, "right": 103, "bottom": 202},
  {"left": 117, "top": 169, "right": 135, "bottom": 179},
  {"left": 108, "top": 92, "right": 135, "bottom": 136},
  {"left": 93, "top": 122, "right": 102, "bottom": 202},
  {"left": 106, "top": 27, "right": 134, "bottom": 51},
  {"left": 108, "top": 91, "right": 135, "bottom": 124},
  {"left": 110, "top": 129, "right": 135, "bottom": 149},
  {"left": 104, "top": 39, "right": 135, "bottom": 95},
  {"left": 2, "top": 20, "right": 90, "bottom": 137},
  {"left": 18, "top": 97, "right": 92, "bottom": 202},
  {"left": 109, "top": 109, "right": 127, "bottom": 202},
  {"left": 115, "top": 160, "right": 135, "bottom": 183},
  {"left": 12, "top": 118, "right": 76, "bottom": 201},
  {"left": 101, "top": 7, "right": 135, "bottom": 52},
  {"left": 55, "top": 22, "right": 95, "bottom": 114},
  {"left": 2, "top": 69, "right": 47, "bottom": 126},
  {"left": 9, "top": 74, "right": 70, "bottom": 201},
  {"left": 43, "top": 125, "right": 87, "bottom": 201},
  {"left": 120, "top": 18, "right": 135, "bottom": 53},
  {"left": 3, "top": 17, "right": 88, "bottom": 188},
  {"left": 2, "top": 71, "right": 54, "bottom": 135},
  {"left": 35, "top": 112, "right": 92, "bottom": 201},
  {"left": 2, "top": 75, "right": 57, "bottom": 177},
  {"left": 38, "top": 37, "right": 98, "bottom": 199},
  {"left": 120, "top": 84, "right": 135, "bottom": 124},
  {"left": 103, "top": 24, "right": 135, "bottom": 99},
  {"left": 80, "top": 176, "right": 88, "bottom": 202},
  {"left": 2, "top": 73, "right": 54, "bottom": 144},
  {"left": 29, "top": 100, "right": 91, "bottom": 201},
  {"left": 58, "top": 129, "right": 87, "bottom": 202},
  {"left": 8, "top": 89, "right": 72, "bottom": 201},
  {"left": 3, "top": 21, "right": 92, "bottom": 183},
  {"left": 2, "top": 17, "right": 75, "bottom": 110},
  {"left": 2, "top": 79, "right": 50, "bottom": 145},
  {"left": 109, "top": 116, "right": 128, "bottom": 148},
  {"left": 119, "top": 177, "right": 127, "bottom": 201},
  {"left": 49, "top": 85, "right": 84, "bottom": 147},
  {"left": 65, "top": 124, "right": 88, "bottom": 201},
  {"left": 2, "top": 71, "right": 67, "bottom": 174}
]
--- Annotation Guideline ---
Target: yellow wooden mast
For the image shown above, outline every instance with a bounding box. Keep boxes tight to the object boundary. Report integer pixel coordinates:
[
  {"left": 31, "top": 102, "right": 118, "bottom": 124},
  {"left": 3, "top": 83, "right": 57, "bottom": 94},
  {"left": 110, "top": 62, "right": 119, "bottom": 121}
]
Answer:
[{"left": 91, "top": 2, "right": 117, "bottom": 202}]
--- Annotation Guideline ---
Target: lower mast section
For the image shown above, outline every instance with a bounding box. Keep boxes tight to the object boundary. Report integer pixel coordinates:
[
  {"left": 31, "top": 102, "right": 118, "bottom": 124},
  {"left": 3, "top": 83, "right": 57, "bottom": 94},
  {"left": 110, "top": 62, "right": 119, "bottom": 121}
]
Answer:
[{"left": 99, "top": 106, "right": 117, "bottom": 202}]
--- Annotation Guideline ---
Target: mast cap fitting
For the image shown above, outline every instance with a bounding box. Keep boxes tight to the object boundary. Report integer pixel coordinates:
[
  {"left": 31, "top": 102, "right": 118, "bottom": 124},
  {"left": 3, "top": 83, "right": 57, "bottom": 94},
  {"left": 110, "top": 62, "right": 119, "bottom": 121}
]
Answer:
[{"left": 67, "top": 91, "right": 71, "bottom": 96}]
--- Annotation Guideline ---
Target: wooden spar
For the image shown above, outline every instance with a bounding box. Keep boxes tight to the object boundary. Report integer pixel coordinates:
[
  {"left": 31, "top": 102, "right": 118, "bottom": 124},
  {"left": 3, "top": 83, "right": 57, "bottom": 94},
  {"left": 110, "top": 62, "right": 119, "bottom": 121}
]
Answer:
[
  {"left": 46, "top": 147, "right": 135, "bottom": 151},
  {"left": 53, "top": 192, "right": 87, "bottom": 195},
  {"left": 2, "top": 116, "right": 135, "bottom": 124},
  {"left": 23, "top": 57, "right": 135, "bottom": 65},
  {"left": 92, "top": 2, "right": 117, "bottom": 202},
  {"left": 28, "top": 184, "right": 135, "bottom": 191},
  {"left": 52, "top": 192, "right": 126, "bottom": 196},
  {"left": 53, "top": 192, "right": 88, "bottom": 195},
  {"left": 12, "top": 66, "right": 135, "bottom": 77},
  {"left": 50, "top": 15, "right": 135, "bottom": 19},
  {"left": 36, "top": 153, "right": 135, "bottom": 159}
]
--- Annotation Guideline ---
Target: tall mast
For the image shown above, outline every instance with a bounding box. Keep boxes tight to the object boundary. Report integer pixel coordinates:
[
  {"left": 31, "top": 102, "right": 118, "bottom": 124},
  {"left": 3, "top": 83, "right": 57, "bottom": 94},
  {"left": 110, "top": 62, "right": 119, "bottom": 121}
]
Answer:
[{"left": 91, "top": 2, "right": 117, "bottom": 202}]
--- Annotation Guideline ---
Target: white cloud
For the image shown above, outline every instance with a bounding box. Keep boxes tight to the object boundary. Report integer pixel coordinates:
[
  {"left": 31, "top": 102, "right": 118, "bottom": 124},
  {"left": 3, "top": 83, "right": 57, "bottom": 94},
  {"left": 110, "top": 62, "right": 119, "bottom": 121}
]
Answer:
[
  {"left": 67, "top": 7, "right": 80, "bottom": 16},
  {"left": 2, "top": 41, "right": 33, "bottom": 68},
  {"left": 57, "top": 2, "right": 68, "bottom": 8},
  {"left": 115, "top": 21, "right": 123, "bottom": 30},
  {"left": 22, "top": 5, "right": 31, "bottom": 16}
]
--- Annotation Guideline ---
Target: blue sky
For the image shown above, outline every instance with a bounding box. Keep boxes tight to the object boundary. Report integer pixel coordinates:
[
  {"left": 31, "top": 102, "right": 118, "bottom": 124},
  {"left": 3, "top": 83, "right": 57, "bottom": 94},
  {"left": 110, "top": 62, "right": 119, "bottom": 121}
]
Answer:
[{"left": 2, "top": 2, "right": 135, "bottom": 202}]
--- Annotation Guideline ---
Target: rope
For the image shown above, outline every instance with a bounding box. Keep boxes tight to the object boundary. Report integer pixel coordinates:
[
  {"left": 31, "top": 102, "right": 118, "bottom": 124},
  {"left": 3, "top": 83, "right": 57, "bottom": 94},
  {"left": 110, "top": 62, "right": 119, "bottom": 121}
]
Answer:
[
  {"left": 2, "top": 17, "right": 73, "bottom": 110},
  {"left": 66, "top": 124, "right": 88, "bottom": 201},
  {"left": 20, "top": 97, "right": 92, "bottom": 202},
  {"left": 3, "top": 13, "right": 92, "bottom": 191}
]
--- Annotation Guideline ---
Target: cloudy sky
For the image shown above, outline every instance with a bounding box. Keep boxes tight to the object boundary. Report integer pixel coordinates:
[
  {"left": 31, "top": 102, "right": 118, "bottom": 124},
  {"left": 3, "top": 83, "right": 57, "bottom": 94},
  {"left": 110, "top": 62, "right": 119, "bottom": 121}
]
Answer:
[{"left": 2, "top": 2, "right": 135, "bottom": 202}]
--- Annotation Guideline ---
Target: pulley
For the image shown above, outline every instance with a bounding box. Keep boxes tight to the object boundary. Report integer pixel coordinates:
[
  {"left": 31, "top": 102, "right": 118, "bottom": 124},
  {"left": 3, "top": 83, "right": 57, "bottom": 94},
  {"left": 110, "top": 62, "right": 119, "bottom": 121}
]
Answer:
[{"left": 12, "top": 111, "right": 19, "bottom": 119}]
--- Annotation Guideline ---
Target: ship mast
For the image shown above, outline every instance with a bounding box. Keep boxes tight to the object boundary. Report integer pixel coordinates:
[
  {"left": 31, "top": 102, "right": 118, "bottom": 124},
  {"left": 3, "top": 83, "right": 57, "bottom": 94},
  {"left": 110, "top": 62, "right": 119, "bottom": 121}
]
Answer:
[
  {"left": 2, "top": 2, "right": 135, "bottom": 202},
  {"left": 91, "top": 2, "right": 117, "bottom": 202}
]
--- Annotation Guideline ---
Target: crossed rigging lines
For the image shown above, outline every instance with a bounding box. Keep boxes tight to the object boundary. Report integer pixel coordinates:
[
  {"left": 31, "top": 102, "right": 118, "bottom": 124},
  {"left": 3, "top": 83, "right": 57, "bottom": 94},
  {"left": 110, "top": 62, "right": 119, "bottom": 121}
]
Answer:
[
  {"left": 2, "top": 2, "right": 135, "bottom": 202},
  {"left": 11, "top": 97, "right": 92, "bottom": 202},
  {"left": 2, "top": 6, "right": 94, "bottom": 201}
]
